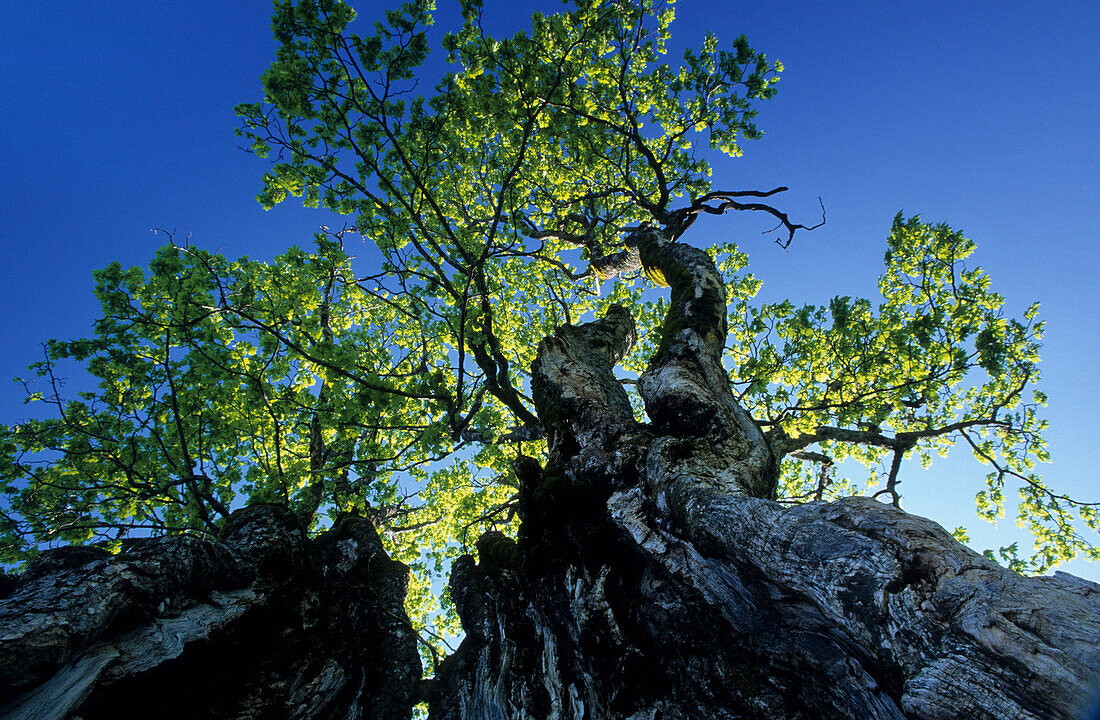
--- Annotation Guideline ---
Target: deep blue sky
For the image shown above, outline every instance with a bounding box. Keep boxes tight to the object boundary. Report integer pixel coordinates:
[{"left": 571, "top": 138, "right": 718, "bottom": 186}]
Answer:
[{"left": 1, "top": 1, "right": 1097, "bottom": 578}]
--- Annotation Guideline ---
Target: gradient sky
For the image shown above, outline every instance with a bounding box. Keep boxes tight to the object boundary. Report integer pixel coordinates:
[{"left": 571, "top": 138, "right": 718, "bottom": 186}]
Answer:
[{"left": 1, "top": 0, "right": 1097, "bottom": 579}]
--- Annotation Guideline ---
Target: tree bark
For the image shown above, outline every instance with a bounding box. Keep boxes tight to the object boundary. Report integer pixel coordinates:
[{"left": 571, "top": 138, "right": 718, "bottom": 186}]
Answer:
[
  {"left": 0, "top": 504, "right": 420, "bottom": 720},
  {"left": 4, "top": 230, "right": 1099, "bottom": 719},
  {"left": 431, "top": 228, "right": 1100, "bottom": 720}
]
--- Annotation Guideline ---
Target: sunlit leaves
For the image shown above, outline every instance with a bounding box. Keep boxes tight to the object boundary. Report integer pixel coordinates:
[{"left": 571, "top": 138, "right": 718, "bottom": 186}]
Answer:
[
  {"left": 722, "top": 215, "right": 1088, "bottom": 572},
  {"left": 2, "top": 0, "right": 1092, "bottom": 671},
  {"left": 0, "top": 237, "right": 443, "bottom": 559},
  {"left": 231, "top": 3, "right": 793, "bottom": 632}
]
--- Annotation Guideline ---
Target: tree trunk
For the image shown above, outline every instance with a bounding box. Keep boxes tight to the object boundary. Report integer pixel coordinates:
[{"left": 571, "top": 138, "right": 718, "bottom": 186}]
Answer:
[
  {"left": 0, "top": 505, "right": 421, "bottom": 720},
  {"left": 430, "top": 228, "right": 1100, "bottom": 720},
  {"left": 3, "top": 229, "right": 1098, "bottom": 719}
]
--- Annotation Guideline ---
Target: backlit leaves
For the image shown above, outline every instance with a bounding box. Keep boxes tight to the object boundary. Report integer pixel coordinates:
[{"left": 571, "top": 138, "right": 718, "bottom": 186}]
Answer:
[
  {"left": 724, "top": 215, "right": 1092, "bottom": 572},
  {"left": 2, "top": 0, "right": 1094, "bottom": 663}
]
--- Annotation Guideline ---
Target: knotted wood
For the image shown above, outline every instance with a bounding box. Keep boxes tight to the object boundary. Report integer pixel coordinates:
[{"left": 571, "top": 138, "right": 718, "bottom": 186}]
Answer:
[
  {"left": 433, "top": 229, "right": 1100, "bottom": 720},
  {"left": 0, "top": 505, "right": 420, "bottom": 720}
]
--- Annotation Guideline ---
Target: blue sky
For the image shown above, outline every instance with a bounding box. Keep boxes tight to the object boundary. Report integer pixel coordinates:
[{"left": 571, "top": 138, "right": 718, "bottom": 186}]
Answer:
[{"left": 1, "top": 0, "right": 1097, "bottom": 578}]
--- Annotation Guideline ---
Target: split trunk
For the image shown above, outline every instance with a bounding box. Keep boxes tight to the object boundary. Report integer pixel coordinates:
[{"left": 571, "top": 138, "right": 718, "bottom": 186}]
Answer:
[{"left": 2, "top": 229, "right": 1097, "bottom": 719}]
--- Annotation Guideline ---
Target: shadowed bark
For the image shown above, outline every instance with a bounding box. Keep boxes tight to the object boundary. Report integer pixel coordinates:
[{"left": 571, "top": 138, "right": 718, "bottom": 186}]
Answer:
[
  {"left": 0, "top": 505, "right": 420, "bottom": 720},
  {"left": 5, "top": 232, "right": 1099, "bottom": 720},
  {"left": 432, "top": 230, "right": 1100, "bottom": 720}
]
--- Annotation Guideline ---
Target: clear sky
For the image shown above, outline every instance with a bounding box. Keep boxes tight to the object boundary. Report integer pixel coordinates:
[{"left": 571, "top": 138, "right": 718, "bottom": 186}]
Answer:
[{"left": 1, "top": 0, "right": 1097, "bottom": 579}]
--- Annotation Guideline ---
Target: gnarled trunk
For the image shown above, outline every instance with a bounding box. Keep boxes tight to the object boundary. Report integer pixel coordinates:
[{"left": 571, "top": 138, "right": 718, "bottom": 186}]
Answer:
[
  {"left": 0, "top": 505, "right": 420, "bottom": 720},
  {"left": 431, "top": 228, "right": 1100, "bottom": 720},
  {"left": 3, "top": 229, "right": 1098, "bottom": 719}
]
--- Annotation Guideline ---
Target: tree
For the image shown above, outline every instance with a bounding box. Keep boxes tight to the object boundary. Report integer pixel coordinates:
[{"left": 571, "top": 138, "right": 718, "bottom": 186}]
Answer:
[{"left": 1, "top": 1, "right": 1097, "bottom": 718}]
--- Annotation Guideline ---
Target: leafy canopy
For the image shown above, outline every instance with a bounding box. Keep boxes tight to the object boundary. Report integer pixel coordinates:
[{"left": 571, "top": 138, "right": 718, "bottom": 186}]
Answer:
[{"left": 2, "top": 0, "right": 1095, "bottom": 642}]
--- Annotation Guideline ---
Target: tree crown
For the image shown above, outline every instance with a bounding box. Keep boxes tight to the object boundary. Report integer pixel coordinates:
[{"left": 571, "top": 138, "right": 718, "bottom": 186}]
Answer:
[{"left": 2, "top": 0, "right": 1093, "bottom": 649}]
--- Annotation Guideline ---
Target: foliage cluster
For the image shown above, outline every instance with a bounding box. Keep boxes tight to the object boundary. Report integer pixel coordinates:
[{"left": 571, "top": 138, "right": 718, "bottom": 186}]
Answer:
[{"left": 2, "top": 0, "right": 1095, "bottom": 651}]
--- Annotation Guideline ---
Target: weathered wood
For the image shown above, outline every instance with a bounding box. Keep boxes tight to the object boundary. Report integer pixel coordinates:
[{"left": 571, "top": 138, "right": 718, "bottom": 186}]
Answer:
[
  {"left": 437, "top": 466, "right": 1100, "bottom": 719},
  {"left": 431, "top": 236, "right": 1100, "bottom": 720},
  {"left": 636, "top": 227, "right": 778, "bottom": 500},
  {"left": 7, "top": 234, "right": 1099, "bottom": 720},
  {"left": 531, "top": 302, "right": 639, "bottom": 458},
  {"left": 0, "top": 505, "right": 420, "bottom": 720}
]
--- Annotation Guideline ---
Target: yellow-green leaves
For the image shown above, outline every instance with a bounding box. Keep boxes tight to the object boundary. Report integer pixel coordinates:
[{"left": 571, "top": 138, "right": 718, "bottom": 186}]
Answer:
[
  {"left": 0, "top": 236, "right": 451, "bottom": 565},
  {"left": 4, "top": 0, "right": 1086, "bottom": 666},
  {"left": 724, "top": 215, "right": 1082, "bottom": 572}
]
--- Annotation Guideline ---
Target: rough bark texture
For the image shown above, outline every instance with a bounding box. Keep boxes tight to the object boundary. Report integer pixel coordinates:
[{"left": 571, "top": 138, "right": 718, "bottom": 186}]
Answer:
[
  {"left": 635, "top": 228, "right": 778, "bottom": 501},
  {"left": 434, "top": 481, "right": 1100, "bottom": 719},
  {"left": 0, "top": 504, "right": 420, "bottom": 720},
  {"left": 431, "top": 229, "right": 1100, "bottom": 720},
  {"left": 5, "top": 230, "right": 1100, "bottom": 719}
]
